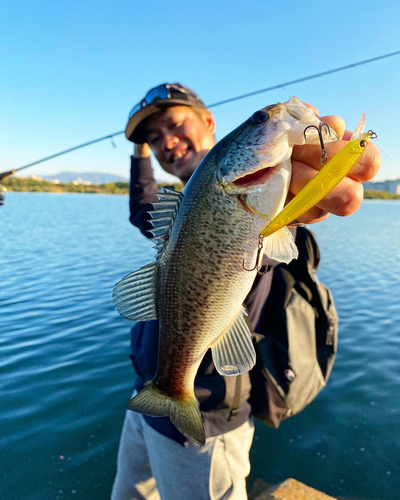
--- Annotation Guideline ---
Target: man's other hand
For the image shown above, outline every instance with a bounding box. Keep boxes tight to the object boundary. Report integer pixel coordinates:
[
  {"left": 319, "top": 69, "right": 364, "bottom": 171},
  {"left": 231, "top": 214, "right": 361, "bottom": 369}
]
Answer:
[{"left": 134, "top": 143, "right": 151, "bottom": 159}]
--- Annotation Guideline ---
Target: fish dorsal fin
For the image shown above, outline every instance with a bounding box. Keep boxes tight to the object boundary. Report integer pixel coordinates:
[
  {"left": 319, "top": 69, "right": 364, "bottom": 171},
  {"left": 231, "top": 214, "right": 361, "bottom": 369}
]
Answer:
[
  {"left": 211, "top": 308, "right": 256, "bottom": 376},
  {"left": 112, "top": 261, "right": 158, "bottom": 321},
  {"left": 113, "top": 189, "right": 183, "bottom": 321},
  {"left": 147, "top": 188, "right": 184, "bottom": 258},
  {"left": 263, "top": 226, "right": 298, "bottom": 264}
]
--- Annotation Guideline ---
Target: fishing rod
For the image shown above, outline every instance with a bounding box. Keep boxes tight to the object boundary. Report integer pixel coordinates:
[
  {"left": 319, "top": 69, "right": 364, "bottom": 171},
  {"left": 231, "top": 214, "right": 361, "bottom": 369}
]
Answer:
[
  {"left": 0, "top": 134, "right": 122, "bottom": 180},
  {"left": 1, "top": 49, "right": 400, "bottom": 181}
]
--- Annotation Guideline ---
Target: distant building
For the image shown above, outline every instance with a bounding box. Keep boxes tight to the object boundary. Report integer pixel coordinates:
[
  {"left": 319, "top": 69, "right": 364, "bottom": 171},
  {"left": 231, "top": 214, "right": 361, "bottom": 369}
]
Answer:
[
  {"left": 30, "top": 174, "right": 43, "bottom": 181},
  {"left": 363, "top": 178, "right": 400, "bottom": 194},
  {"left": 50, "top": 179, "right": 60, "bottom": 184},
  {"left": 71, "top": 178, "right": 92, "bottom": 186}
]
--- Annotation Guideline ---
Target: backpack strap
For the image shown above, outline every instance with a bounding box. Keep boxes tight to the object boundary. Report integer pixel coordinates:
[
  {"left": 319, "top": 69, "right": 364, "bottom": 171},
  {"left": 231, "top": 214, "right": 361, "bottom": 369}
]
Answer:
[{"left": 294, "top": 226, "right": 320, "bottom": 272}]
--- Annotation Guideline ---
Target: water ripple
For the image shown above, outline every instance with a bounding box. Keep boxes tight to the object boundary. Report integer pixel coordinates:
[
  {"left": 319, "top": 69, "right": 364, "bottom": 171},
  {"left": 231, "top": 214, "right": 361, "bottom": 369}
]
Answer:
[{"left": 1, "top": 194, "right": 400, "bottom": 499}]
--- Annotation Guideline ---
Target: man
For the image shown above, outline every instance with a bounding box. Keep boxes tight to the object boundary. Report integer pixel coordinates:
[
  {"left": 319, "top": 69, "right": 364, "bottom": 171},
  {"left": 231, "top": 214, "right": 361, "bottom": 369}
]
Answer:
[{"left": 112, "top": 83, "right": 380, "bottom": 500}]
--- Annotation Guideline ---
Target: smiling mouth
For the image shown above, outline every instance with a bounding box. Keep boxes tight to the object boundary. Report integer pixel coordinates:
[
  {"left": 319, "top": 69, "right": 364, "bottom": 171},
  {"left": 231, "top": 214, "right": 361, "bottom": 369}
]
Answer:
[
  {"left": 170, "top": 146, "right": 192, "bottom": 165},
  {"left": 233, "top": 165, "right": 277, "bottom": 187}
]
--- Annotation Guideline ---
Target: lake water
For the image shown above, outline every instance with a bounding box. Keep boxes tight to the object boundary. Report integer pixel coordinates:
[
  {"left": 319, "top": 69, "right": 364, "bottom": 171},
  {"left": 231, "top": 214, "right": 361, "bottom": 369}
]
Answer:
[{"left": 1, "top": 193, "right": 400, "bottom": 500}]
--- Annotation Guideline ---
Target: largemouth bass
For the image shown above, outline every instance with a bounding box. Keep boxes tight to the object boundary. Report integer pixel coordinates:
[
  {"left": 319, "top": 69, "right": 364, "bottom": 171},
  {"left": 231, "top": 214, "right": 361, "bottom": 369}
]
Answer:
[{"left": 113, "top": 97, "right": 338, "bottom": 445}]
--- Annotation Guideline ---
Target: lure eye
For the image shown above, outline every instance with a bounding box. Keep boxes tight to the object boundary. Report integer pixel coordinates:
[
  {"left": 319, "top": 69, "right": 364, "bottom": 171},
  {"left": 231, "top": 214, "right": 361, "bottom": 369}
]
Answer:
[
  {"left": 360, "top": 140, "right": 367, "bottom": 148},
  {"left": 252, "top": 111, "right": 269, "bottom": 124}
]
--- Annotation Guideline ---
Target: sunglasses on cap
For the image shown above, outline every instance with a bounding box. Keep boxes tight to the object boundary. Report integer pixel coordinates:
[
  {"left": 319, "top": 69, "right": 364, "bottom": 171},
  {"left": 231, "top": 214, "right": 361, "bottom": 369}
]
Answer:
[{"left": 128, "top": 84, "right": 203, "bottom": 119}]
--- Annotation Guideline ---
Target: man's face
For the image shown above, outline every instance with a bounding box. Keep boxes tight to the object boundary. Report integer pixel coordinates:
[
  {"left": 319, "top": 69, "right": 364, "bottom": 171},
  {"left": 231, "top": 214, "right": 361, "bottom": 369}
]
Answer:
[{"left": 145, "top": 106, "right": 216, "bottom": 183}]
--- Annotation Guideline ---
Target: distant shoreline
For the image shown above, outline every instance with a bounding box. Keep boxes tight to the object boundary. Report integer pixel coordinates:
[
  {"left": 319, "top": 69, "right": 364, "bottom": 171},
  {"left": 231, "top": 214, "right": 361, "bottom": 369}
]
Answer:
[
  {"left": 1, "top": 177, "right": 183, "bottom": 194},
  {"left": 2, "top": 178, "right": 398, "bottom": 200},
  {"left": 364, "top": 190, "right": 400, "bottom": 200}
]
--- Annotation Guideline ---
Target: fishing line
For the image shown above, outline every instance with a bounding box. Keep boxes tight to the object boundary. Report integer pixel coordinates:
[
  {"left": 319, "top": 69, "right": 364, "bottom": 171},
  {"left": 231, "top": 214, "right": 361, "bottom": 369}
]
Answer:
[
  {"left": 3, "top": 133, "right": 123, "bottom": 176},
  {"left": 376, "top": 139, "right": 400, "bottom": 167},
  {"left": 2, "top": 49, "right": 400, "bottom": 179}
]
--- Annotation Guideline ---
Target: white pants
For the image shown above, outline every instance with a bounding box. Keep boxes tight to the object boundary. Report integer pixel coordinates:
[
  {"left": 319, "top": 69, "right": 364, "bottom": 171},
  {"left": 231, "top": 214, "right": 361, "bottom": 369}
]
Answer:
[{"left": 111, "top": 409, "right": 254, "bottom": 500}]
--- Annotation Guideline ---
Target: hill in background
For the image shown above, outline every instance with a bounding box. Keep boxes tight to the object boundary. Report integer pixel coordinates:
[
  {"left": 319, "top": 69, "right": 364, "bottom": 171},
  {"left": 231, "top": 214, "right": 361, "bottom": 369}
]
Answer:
[{"left": 42, "top": 171, "right": 129, "bottom": 184}]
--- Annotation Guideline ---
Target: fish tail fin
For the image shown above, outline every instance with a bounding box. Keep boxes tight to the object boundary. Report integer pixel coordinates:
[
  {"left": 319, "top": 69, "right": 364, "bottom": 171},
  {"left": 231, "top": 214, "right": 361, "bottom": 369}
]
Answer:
[
  {"left": 263, "top": 226, "right": 299, "bottom": 264},
  {"left": 127, "top": 381, "right": 205, "bottom": 446}
]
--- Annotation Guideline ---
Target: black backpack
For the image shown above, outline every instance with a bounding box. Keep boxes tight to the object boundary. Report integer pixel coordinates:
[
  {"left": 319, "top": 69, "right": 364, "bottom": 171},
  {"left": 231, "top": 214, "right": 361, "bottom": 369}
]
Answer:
[{"left": 249, "top": 226, "right": 338, "bottom": 428}]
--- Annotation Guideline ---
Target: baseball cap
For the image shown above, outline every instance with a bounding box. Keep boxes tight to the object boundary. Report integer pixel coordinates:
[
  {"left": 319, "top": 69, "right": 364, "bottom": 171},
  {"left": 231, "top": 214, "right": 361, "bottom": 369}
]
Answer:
[{"left": 125, "top": 83, "right": 208, "bottom": 143}]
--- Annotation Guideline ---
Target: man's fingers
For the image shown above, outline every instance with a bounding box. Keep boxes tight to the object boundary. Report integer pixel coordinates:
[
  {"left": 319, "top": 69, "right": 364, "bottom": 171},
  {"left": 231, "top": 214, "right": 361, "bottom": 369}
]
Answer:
[
  {"left": 296, "top": 209, "right": 329, "bottom": 225},
  {"left": 320, "top": 115, "right": 346, "bottom": 140},
  {"left": 292, "top": 139, "right": 381, "bottom": 182},
  {"left": 292, "top": 112, "right": 381, "bottom": 182},
  {"left": 286, "top": 108, "right": 381, "bottom": 223},
  {"left": 290, "top": 160, "right": 365, "bottom": 217},
  {"left": 351, "top": 142, "right": 381, "bottom": 181},
  {"left": 292, "top": 114, "right": 345, "bottom": 166},
  {"left": 285, "top": 191, "right": 329, "bottom": 225},
  {"left": 302, "top": 102, "right": 320, "bottom": 117},
  {"left": 134, "top": 142, "right": 151, "bottom": 158}
]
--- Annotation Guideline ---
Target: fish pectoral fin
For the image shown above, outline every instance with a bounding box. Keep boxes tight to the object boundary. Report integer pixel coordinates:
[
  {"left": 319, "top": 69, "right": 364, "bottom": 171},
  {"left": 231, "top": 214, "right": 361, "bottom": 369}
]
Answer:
[
  {"left": 263, "top": 226, "right": 298, "bottom": 264},
  {"left": 112, "top": 261, "right": 158, "bottom": 321},
  {"left": 127, "top": 381, "right": 205, "bottom": 446},
  {"left": 212, "top": 308, "right": 256, "bottom": 376}
]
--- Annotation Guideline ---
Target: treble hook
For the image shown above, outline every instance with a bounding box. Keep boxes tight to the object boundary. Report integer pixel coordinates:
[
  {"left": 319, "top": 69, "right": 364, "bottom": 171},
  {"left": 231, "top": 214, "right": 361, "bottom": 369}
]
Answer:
[
  {"left": 304, "top": 122, "right": 331, "bottom": 166},
  {"left": 243, "top": 235, "right": 267, "bottom": 274}
]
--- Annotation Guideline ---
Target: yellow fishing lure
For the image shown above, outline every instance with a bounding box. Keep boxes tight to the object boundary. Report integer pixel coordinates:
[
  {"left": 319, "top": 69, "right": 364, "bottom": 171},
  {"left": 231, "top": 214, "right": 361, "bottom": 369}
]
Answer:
[{"left": 260, "top": 115, "right": 376, "bottom": 238}]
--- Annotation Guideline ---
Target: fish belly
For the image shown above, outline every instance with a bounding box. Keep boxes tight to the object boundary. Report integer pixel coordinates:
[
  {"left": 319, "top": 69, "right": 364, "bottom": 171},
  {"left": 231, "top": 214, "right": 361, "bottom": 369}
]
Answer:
[{"left": 156, "top": 186, "right": 260, "bottom": 396}]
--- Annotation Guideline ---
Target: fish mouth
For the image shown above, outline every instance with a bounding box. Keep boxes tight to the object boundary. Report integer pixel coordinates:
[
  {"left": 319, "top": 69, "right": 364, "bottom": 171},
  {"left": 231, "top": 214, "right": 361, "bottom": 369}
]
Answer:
[{"left": 232, "top": 165, "right": 278, "bottom": 188}]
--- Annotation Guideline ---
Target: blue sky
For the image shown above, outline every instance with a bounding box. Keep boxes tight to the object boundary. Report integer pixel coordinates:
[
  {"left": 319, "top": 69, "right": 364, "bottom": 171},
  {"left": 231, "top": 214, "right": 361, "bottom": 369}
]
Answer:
[{"left": 2, "top": 0, "right": 400, "bottom": 182}]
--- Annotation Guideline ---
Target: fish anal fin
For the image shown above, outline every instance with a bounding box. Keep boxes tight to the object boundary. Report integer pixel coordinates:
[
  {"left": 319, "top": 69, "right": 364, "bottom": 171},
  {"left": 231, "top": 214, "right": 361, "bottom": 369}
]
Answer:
[
  {"left": 263, "top": 226, "right": 298, "bottom": 264},
  {"left": 212, "top": 309, "right": 256, "bottom": 376}
]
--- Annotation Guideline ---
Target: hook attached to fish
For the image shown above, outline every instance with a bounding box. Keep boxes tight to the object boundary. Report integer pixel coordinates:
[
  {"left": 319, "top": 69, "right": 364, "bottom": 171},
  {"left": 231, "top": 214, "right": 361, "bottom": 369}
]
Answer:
[
  {"left": 303, "top": 122, "right": 332, "bottom": 166},
  {"left": 243, "top": 234, "right": 267, "bottom": 274}
]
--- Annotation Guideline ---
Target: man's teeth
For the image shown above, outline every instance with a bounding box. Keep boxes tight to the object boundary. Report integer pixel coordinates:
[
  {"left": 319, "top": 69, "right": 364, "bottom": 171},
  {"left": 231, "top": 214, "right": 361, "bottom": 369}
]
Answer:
[{"left": 172, "top": 148, "right": 189, "bottom": 163}]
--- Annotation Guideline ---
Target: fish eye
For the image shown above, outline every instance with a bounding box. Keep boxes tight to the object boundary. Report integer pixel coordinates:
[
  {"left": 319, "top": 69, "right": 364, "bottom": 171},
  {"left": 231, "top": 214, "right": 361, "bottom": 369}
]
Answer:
[
  {"left": 360, "top": 140, "right": 367, "bottom": 148},
  {"left": 252, "top": 111, "right": 269, "bottom": 124}
]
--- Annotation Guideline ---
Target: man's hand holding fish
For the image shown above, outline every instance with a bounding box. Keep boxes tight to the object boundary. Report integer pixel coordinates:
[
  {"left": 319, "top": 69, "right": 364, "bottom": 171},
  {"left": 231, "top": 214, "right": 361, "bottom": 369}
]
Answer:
[{"left": 290, "top": 110, "right": 381, "bottom": 223}]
